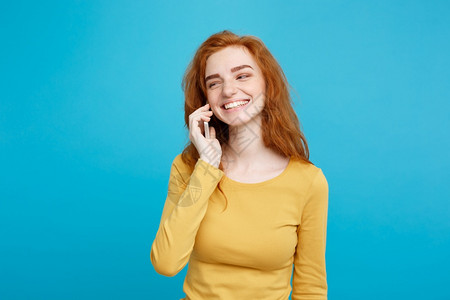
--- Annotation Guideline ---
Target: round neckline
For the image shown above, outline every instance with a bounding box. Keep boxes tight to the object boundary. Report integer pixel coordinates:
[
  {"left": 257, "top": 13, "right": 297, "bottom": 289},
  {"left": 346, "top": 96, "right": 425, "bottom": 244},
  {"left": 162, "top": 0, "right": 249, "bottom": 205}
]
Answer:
[{"left": 221, "top": 156, "right": 293, "bottom": 188}]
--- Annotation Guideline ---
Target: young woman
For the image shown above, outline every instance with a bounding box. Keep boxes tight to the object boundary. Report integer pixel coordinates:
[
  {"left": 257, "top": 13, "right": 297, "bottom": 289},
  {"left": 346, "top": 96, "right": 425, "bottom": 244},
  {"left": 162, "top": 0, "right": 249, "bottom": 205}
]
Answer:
[{"left": 150, "top": 30, "right": 329, "bottom": 300}]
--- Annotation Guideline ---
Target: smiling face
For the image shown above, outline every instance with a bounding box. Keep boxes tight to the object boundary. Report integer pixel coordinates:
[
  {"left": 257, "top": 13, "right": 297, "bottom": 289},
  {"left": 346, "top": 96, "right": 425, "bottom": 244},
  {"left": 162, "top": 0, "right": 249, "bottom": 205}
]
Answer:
[{"left": 204, "top": 46, "right": 266, "bottom": 126}]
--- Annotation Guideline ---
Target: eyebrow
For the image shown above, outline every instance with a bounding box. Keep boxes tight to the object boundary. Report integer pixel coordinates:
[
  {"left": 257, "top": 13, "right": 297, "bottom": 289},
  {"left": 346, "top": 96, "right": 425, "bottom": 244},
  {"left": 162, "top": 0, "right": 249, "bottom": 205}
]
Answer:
[{"left": 205, "top": 64, "right": 254, "bottom": 83}]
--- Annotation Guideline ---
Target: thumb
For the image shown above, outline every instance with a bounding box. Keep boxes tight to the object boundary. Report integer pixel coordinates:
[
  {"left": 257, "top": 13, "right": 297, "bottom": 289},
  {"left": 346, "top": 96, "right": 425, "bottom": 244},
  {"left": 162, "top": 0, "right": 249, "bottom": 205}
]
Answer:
[{"left": 209, "top": 126, "right": 216, "bottom": 139}]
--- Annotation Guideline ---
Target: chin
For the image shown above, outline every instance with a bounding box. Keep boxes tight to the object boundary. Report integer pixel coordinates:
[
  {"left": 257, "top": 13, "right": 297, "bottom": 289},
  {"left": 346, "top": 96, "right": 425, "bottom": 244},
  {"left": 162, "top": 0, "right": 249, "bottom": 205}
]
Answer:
[{"left": 228, "top": 116, "right": 256, "bottom": 127}]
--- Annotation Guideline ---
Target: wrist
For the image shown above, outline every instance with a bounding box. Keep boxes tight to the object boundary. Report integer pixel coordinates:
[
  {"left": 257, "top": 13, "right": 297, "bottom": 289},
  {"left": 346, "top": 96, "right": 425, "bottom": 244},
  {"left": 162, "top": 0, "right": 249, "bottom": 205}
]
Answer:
[{"left": 200, "top": 157, "right": 219, "bottom": 168}]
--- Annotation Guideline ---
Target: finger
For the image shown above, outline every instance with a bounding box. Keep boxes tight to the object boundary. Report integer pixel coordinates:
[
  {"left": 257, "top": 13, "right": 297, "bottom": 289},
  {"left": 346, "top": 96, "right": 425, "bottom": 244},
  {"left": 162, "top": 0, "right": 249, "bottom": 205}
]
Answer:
[
  {"left": 197, "top": 115, "right": 211, "bottom": 122},
  {"left": 209, "top": 126, "right": 216, "bottom": 139},
  {"left": 195, "top": 103, "right": 210, "bottom": 113},
  {"left": 190, "top": 113, "right": 211, "bottom": 126},
  {"left": 190, "top": 108, "right": 212, "bottom": 125}
]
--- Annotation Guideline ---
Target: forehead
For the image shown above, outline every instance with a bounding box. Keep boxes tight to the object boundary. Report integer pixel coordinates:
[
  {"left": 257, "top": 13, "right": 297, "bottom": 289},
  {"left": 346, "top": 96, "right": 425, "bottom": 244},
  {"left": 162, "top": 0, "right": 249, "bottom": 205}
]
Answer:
[{"left": 205, "top": 46, "right": 259, "bottom": 74}]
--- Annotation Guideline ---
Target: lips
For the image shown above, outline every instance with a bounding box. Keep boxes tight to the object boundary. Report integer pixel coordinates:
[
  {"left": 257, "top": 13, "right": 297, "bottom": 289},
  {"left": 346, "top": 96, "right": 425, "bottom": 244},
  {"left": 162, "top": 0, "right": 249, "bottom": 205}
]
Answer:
[{"left": 221, "top": 98, "right": 250, "bottom": 109}]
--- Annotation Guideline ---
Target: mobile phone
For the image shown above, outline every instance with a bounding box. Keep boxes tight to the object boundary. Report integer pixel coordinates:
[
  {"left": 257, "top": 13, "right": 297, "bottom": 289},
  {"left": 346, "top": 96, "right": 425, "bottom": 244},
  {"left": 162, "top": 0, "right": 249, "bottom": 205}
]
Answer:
[{"left": 203, "top": 121, "right": 210, "bottom": 139}]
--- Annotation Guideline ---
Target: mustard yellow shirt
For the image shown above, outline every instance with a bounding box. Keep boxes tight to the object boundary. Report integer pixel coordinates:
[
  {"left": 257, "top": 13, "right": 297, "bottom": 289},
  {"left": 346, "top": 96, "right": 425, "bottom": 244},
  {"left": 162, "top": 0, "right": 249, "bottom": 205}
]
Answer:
[{"left": 150, "top": 154, "right": 329, "bottom": 300}]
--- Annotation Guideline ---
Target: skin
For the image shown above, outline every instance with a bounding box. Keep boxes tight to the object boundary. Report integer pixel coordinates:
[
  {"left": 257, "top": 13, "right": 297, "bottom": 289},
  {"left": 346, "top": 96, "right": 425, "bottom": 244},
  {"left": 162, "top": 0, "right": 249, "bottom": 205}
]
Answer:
[
  {"left": 196, "top": 45, "right": 289, "bottom": 181},
  {"left": 205, "top": 45, "right": 266, "bottom": 129}
]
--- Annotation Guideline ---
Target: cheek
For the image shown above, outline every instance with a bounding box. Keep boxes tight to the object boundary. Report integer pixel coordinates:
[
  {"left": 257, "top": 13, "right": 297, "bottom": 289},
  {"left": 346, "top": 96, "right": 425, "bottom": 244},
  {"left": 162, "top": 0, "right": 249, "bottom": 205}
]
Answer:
[
  {"left": 258, "top": 78, "right": 266, "bottom": 93},
  {"left": 207, "top": 91, "right": 221, "bottom": 106},
  {"left": 247, "top": 78, "right": 265, "bottom": 94},
  {"left": 249, "top": 84, "right": 266, "bottom": 102}
]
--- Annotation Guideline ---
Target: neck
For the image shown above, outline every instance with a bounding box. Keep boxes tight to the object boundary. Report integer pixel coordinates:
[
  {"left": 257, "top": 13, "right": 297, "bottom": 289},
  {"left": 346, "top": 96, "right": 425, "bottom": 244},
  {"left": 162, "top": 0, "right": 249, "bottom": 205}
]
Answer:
[{"left": 221, "top": 116, "right": 275, "bottom": 171}]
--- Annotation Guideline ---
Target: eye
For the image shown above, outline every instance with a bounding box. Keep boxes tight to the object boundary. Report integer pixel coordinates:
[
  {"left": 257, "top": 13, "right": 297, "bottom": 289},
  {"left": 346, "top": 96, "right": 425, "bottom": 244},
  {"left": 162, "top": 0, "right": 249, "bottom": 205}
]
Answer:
[
  {"left": 208, "top": 82, "right": 219, "bottom": 88},
  {"left": 237, "top": 74, "right": 250, "bottom": 80}
]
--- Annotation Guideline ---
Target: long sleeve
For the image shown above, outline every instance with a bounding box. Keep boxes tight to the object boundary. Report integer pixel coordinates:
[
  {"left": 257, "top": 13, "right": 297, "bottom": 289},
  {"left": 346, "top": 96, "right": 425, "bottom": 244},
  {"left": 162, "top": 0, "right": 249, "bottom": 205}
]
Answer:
[
  {"left": 150, "top": 155, "right": 224, "bottom": 277},
  {"left": 292, "top": 168, "right": 329, "bottom": 300}
]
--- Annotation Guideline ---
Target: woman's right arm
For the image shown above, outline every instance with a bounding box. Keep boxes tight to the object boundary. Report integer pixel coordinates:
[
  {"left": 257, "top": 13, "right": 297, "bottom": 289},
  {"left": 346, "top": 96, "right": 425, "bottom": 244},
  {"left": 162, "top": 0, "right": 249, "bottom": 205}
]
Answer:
[
  {"left": 150, "top": 155, "right": 224, "bottom": 276},
  {"left": 150, "top": 103, "right": 223, "bottom": 276}
]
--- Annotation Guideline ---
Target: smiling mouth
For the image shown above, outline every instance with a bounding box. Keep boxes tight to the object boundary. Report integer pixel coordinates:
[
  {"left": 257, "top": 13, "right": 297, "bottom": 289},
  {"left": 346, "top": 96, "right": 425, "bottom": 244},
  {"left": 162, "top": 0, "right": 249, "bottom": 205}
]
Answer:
[{"left": 221, "top": 99, "right": 250, "bottom": 110}]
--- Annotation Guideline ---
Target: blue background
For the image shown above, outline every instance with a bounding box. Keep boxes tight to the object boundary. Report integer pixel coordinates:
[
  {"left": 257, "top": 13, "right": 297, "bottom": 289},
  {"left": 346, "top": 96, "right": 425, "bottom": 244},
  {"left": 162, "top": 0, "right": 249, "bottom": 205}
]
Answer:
[{"left": 1, "top": 0, "right": 449, "bottom": 299}]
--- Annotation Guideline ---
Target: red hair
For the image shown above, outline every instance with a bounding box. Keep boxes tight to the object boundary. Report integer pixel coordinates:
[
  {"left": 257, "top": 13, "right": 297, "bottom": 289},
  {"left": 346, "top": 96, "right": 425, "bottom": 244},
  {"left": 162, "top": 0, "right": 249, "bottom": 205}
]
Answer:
[{"left": 180, "top": 30, "right": 313, "bottom": 211}]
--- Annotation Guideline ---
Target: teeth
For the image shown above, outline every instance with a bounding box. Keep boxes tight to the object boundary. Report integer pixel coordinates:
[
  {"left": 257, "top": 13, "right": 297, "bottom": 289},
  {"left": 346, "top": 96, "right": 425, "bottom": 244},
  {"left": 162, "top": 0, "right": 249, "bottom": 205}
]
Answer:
[{"left": 224, "top": 100, "right": 249, "bottom": 110}]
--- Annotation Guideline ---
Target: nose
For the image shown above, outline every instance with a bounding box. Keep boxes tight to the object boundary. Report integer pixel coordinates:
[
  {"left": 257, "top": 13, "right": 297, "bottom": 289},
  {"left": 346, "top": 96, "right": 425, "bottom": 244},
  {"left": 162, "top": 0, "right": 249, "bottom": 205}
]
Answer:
[{"left": 222, "top": 79, "right": 238, "bottom": 97}]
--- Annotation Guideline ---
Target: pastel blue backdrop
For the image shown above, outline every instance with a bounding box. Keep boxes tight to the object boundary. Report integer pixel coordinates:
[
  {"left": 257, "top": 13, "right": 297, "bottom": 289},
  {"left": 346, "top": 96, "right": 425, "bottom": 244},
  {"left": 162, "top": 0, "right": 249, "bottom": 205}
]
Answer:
[{"left": 1, "top": 1, "right": 449, "bottom": 299}]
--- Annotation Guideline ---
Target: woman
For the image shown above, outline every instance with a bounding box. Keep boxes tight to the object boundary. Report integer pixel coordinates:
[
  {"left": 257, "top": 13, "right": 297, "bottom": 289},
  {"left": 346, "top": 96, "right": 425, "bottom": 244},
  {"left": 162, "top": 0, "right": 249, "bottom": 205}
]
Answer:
[{"left": 150, "top": 30, "right": 329, "bottom": 300}]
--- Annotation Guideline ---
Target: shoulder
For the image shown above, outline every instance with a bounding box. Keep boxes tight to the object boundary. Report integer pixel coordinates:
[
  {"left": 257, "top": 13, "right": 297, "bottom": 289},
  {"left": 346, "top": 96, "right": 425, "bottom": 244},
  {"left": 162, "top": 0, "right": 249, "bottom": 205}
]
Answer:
[
  {"left": 309, "top": 167, "right": 328, "bottom": 195},
  {"left": 171, "top": 153, "right": 184, "bottom": 168},
  {"left": 290, "top": 156, "right": 326, "bottom": 180},
  {"left": 287, "top": 157, "right": 328, "bottom": 195},
  {"left": 171, "top": 153, "right": 193, "bottom": 169},
  {"left": 168, "top": 153, "right": 195, "bottom": 183}
]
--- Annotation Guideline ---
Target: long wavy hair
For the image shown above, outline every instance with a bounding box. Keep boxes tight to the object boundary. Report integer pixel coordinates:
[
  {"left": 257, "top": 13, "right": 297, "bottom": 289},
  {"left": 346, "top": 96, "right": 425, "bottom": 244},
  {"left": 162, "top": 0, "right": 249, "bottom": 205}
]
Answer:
[{"left": 180, "top": 30, "right": 313, "bottom": 211}]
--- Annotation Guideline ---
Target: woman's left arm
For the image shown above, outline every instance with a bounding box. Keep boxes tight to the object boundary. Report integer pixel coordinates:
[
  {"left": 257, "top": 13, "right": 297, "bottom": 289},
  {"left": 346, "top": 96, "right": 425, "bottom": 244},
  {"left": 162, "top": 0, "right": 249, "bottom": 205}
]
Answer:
[{"left": 292, "top": 168, "right": 329, "bottom": 300}]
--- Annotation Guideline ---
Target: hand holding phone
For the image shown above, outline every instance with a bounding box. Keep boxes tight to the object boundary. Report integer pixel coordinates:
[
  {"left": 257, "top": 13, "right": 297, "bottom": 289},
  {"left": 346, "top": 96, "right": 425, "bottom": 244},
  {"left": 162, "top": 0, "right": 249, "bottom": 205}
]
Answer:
[{"left": 188, "top": 103, "right": 222, "bottom": 168}]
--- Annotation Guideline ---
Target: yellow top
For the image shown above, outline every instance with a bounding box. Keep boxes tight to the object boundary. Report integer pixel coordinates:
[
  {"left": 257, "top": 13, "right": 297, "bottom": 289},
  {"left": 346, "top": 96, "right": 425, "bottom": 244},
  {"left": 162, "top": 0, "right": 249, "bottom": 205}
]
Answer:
[{"left": 150, "top": 154, "right": 329, "bottom": 300}]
